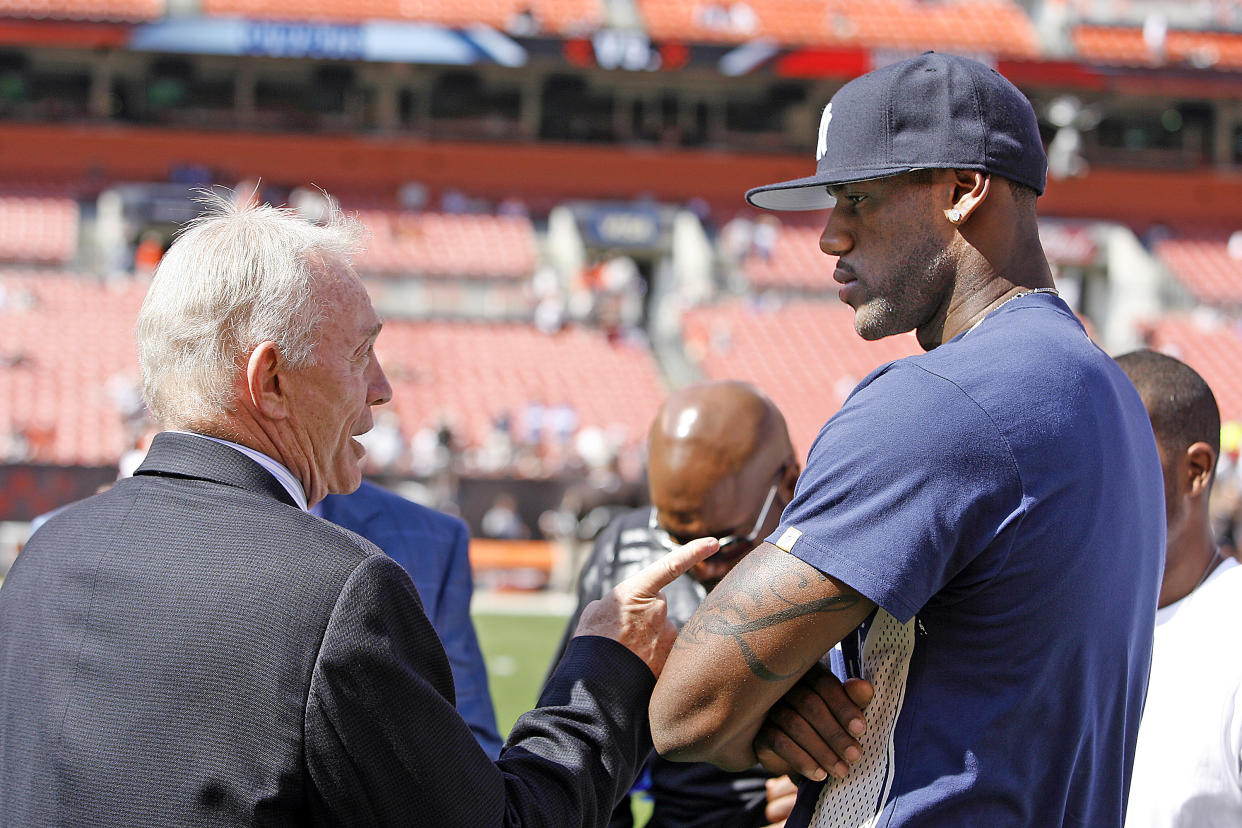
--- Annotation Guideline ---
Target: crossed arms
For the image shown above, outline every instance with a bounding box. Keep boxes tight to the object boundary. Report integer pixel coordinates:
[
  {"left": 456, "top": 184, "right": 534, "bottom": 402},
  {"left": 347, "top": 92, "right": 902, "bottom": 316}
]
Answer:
[{"left": 650, "top": 541, "right": 876, "bottom": 774}]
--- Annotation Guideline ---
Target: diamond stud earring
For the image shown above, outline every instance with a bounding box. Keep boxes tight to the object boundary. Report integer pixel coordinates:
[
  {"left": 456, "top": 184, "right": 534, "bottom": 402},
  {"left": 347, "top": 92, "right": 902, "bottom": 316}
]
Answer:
[{"left": 948, "top": 209, "right": 962, "bottom": 223}]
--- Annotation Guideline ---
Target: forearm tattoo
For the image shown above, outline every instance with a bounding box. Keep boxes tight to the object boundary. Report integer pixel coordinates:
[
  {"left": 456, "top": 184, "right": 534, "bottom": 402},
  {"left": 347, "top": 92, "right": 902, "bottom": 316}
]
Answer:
[{"left": 677, "top": 550, "right": 859, "bottom": 681}]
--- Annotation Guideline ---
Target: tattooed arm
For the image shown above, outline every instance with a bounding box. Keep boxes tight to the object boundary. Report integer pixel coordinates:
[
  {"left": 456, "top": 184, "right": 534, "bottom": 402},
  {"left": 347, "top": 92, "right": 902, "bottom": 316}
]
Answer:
[{"left": 649, "top": 541, "right": 874, "bottom": 771}]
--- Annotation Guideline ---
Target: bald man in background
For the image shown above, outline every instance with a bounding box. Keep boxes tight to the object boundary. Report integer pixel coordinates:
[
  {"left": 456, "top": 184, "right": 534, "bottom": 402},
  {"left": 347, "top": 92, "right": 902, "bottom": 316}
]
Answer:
[{"left": 549, "top": 381, "right": 862, "bottom": 828}]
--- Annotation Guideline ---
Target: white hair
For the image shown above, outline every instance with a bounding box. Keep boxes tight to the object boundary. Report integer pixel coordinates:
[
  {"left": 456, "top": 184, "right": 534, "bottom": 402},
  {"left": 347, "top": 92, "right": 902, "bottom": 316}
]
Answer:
[{"left": 136, "top": 190, "right": 365, "bottom": 428}]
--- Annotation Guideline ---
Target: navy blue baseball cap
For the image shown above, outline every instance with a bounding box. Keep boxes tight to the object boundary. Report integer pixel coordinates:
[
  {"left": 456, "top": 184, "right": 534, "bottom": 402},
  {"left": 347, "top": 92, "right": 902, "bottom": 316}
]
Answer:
[{"left": 746, "top": 52, "right": 1047, "bottom": 211}]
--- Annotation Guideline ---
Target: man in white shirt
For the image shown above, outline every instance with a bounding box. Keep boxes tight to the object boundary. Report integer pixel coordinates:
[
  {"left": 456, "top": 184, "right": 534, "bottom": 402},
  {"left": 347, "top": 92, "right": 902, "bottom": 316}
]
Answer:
[{"left": 1118, "top": 349, "right": 1242, "bottom": 827}]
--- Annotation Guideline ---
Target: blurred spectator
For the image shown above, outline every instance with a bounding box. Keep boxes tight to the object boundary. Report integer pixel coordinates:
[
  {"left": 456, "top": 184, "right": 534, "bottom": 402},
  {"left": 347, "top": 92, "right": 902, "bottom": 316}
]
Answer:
[
  {"left": 1143, "top": 10, "right": 1168, "bottom": 63},
  {"left": 521, "top": 400, "right": 545, "bottom": 449},
  {"left": 721, "top": 215, "right": 754, "bottom": 261},
  {"left": 506, "top": 5, "right": 541, "bottom": 36},
  {"left": 475, "top": 412, "right": 516, "bottom": 474},
  {"left": 697, "top": 1, "right": 758, "bottom": 34},
  {"left": 547, "top": 403, "right": 579, "bottom": 452},
  {"left": 410, "top": 418, "right": 459, "bottom": 510},
  {"left": 398, "top": 181, "right": 429, "bottom": 211},
  {"left": 1227, "top": 231, "right": 1242, "bottom": 260},
  {"left": 685, "top": 197, "right": 711, "bottom": 223},
  {"left": 751, "top": 215, "right": 779, "bottom": 262},
  {"left": 133, "top": 231, "right": 164, "bottom": 275},
  {"left": 498, "top": 196, "right": 530, "bottom": 217},
  {"left": 534, "top": 296, "right": 566, "bottom": 334},
  {"left": 440, "top": 189, "right": 469, "bottom": 214},
  {"left": 481, "top": 493, "right": 529, "bottom": 540},
  {"left": 289, "top": 186, "right": 333, "bottom": 224},
  {"left": 358, "top": 411, "right": 405, "bottom": 472},
  {"left": 410, "top": 425, "right": 442, "bottom": 478},
  {"left": 532, "top": 265, "right": 566, "bottom": 334}
]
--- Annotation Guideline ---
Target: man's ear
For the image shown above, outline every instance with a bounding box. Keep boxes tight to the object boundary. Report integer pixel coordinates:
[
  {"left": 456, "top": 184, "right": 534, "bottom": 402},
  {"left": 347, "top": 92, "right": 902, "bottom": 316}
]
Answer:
[
  {"left": 245, "top": 341, "right": 289, "bottom": 420},
  {"left": 1186, "top": 441, "right": 1217, "bottom": 498},
  {"left": 945, "top": 169, "right": 990, "bottom": 225}
]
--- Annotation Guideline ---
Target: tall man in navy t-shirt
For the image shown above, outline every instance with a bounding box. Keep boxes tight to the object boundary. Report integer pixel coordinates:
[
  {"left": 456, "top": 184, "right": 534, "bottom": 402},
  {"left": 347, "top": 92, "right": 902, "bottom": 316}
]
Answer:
[{"left": 651, "top": 52, "right": 1165, "bottom": 827}]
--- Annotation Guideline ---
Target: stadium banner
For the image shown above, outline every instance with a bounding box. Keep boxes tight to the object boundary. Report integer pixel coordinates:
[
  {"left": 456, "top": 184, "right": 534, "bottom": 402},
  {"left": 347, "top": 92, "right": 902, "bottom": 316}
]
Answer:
[
  {"left": 577, "top": 202, "right": 667, "bottom": 251},
  {"left": 129, "top": 18, "right": 525, "bottom": 65}
]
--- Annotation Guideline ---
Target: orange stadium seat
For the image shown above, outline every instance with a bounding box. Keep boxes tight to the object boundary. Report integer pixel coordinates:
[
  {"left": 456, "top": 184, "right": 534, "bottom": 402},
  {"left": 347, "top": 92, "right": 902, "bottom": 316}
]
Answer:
[
  {"left": 353, "top": 210, "right": 537, "bottom": 279},
  {"left": 199, "top": 0, "right": 604, "bottom": 34},
  {"left": 0, "top": 270, "right": 147, "bottom": 467},
  {"left": 1073, "top": 25, "right": 1242, "bottom": 71},
  {"left": 682, "top": 297, "right": 921, "bottom": 458},
  {"left": 638, "top": 0, "right": 1038, "bottom": 57},
  {"left": 832, "top": 0, "right": 1038, "bottom": 56},
  {"left": 374, "top": 319, "right": 665, "bottom": 452},
  {"left": 1142, "top": 313, "right": 1242, "bottom": 424},
  {"left": 1153, "top": 231, "right": 1242, "bottom": 307},
  {"left": 0, "top": 0, "right": 163, "bottom": 20},
  {"left": 0, "top": 196, "right": 79, "bottom": 265},
  {"left": 735, "top": 217, "right": 835, "bottom": 291}
]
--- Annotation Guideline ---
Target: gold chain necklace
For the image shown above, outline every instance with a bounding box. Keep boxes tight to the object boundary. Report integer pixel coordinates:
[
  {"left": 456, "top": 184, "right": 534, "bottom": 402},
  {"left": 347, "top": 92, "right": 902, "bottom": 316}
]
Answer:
[{"left": 964, "top": 287, "right": 1060, "bottom": 337}]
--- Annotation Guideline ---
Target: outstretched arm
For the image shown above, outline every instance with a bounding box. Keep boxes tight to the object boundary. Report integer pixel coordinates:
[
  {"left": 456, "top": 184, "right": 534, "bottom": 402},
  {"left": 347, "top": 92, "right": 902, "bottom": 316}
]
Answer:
[
  {"left": 307, "top": 539, "right": 720, "bottom": 827},
  {"left": 650, "top": 542, "right": 874, "bottom": 771}
]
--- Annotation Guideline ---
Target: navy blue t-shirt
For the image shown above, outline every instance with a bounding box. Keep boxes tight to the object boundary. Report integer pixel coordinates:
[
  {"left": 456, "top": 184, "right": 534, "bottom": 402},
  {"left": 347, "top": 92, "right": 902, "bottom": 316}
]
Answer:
[{"left": 771, "top": 294, "right": 1164, "bottom": 827}]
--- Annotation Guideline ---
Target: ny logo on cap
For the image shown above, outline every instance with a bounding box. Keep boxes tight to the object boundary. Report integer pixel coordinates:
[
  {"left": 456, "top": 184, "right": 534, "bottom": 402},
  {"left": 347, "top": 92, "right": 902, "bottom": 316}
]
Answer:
[{"left": 815, "top": 103, "right": 832, "bottom": 161}]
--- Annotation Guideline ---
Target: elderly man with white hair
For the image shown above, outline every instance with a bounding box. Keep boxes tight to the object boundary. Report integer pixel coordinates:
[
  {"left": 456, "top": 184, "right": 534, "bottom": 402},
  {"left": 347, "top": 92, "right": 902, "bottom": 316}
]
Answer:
[{"left": 0, "top": 192, "right": 719, "bottom": 826}]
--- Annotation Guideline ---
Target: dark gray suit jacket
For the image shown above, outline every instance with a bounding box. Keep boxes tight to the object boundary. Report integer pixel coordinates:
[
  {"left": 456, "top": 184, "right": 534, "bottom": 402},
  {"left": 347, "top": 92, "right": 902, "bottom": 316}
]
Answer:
[
  {"left": 317, "top": 482, "right": 502, "bottom": 759},
  {"left": 0, "top": 432, "right": 653, "bottom": 827}
]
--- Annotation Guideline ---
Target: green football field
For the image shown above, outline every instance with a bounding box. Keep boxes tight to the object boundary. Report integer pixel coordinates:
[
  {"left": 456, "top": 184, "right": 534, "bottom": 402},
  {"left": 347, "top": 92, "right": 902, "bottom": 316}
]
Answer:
[
  {"left": 473, "top": 611, "right": 654, "bottom": 825},
  {"left": 471, "top": 612, "right": 566, "bottom": 736}
]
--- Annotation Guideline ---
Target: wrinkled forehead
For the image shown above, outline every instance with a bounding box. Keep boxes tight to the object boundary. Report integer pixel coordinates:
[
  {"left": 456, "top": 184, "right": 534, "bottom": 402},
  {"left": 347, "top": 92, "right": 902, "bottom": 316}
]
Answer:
[{"left": 309, "top": 255, "right": 380, "bottom": 336}]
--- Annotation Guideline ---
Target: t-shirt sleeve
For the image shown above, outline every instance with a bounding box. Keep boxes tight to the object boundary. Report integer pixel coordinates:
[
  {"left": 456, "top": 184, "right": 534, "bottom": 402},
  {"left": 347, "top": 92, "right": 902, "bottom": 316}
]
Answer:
[{"left": 769, "top": 363, "right": 1025, "bottom": 623}]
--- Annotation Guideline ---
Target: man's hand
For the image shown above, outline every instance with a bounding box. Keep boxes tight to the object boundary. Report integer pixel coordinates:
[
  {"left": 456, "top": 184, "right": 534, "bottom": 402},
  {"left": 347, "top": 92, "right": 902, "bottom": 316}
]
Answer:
[
  {"left": 762, "top": 774, "right": 799, "bottom": 828},
  {"left": 574, "top": 537, "right": 718, "bottom": 676},
  {"left": 753, "top": 662, "right": 874, "bottom": 782}
]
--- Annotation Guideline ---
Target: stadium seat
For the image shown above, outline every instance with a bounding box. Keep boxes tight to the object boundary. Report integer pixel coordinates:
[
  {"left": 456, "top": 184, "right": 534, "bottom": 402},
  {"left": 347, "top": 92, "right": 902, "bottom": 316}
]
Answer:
[
  {"left": 0, "top": 270, "right": 147, "bottom": 466},
  {"left": 730, "top": 215, "right": 836, "bottom": 292},
  {"left": 682, "top": 297, "right": 921, "bottom": 456},
  {"left": 1074, "top": 25, "right": 1242, "bottom": 71},
  {"left": 1153, "top": 231, "right": 1242, "bottom": 306},
  {"left": 353, "top": 210, "right": 537, "bottom": 279},
  {"left": 638, "top": 0, "right": 1038, "bottom": 57},
  {"left": 375, "top": 319, "right": 665, "bottom": 458},
  {"left": 1142, "top": 313, "right": 1242, "bottom": 424},
  {"left": 0, "top": 196, "right": 79, "bottom": 266},
  {"left": 0, "top": 0, "right": 164, "bottom": 21}
]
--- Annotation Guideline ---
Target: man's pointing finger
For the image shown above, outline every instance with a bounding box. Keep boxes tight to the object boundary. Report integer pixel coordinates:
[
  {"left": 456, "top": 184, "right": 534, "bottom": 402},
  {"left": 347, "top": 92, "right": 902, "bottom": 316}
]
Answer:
[{"left": 622, "top": 537, "right": 719, "bottom": 597}]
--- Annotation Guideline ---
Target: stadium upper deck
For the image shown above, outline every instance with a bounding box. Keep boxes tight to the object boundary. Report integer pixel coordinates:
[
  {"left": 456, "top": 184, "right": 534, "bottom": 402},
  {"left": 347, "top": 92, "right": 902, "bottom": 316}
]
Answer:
[{"left": 0, "top": 0, "right": 1239, "bottom": 228}]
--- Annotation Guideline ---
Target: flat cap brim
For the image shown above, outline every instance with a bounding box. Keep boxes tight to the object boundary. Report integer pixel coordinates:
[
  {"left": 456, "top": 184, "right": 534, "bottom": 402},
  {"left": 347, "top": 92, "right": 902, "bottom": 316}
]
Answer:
[{"left": 745, "top": 166, "right": 915, "bottom": 211}]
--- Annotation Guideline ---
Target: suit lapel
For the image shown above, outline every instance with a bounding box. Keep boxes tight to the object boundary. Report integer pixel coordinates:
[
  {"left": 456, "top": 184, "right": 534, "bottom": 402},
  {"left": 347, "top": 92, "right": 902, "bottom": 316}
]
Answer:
[{"left": 134, "top": 431, "right": 299, "bottom": 508}]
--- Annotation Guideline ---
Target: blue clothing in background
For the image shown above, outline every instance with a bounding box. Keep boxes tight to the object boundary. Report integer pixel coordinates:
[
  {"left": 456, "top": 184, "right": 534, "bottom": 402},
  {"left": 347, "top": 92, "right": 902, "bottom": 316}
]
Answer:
[
  {"left": 318, "top": 481, "right": 502, "bottom": 759},
  {"left": 774, "top": 294, "right": 1164, "bottom": 827}
]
